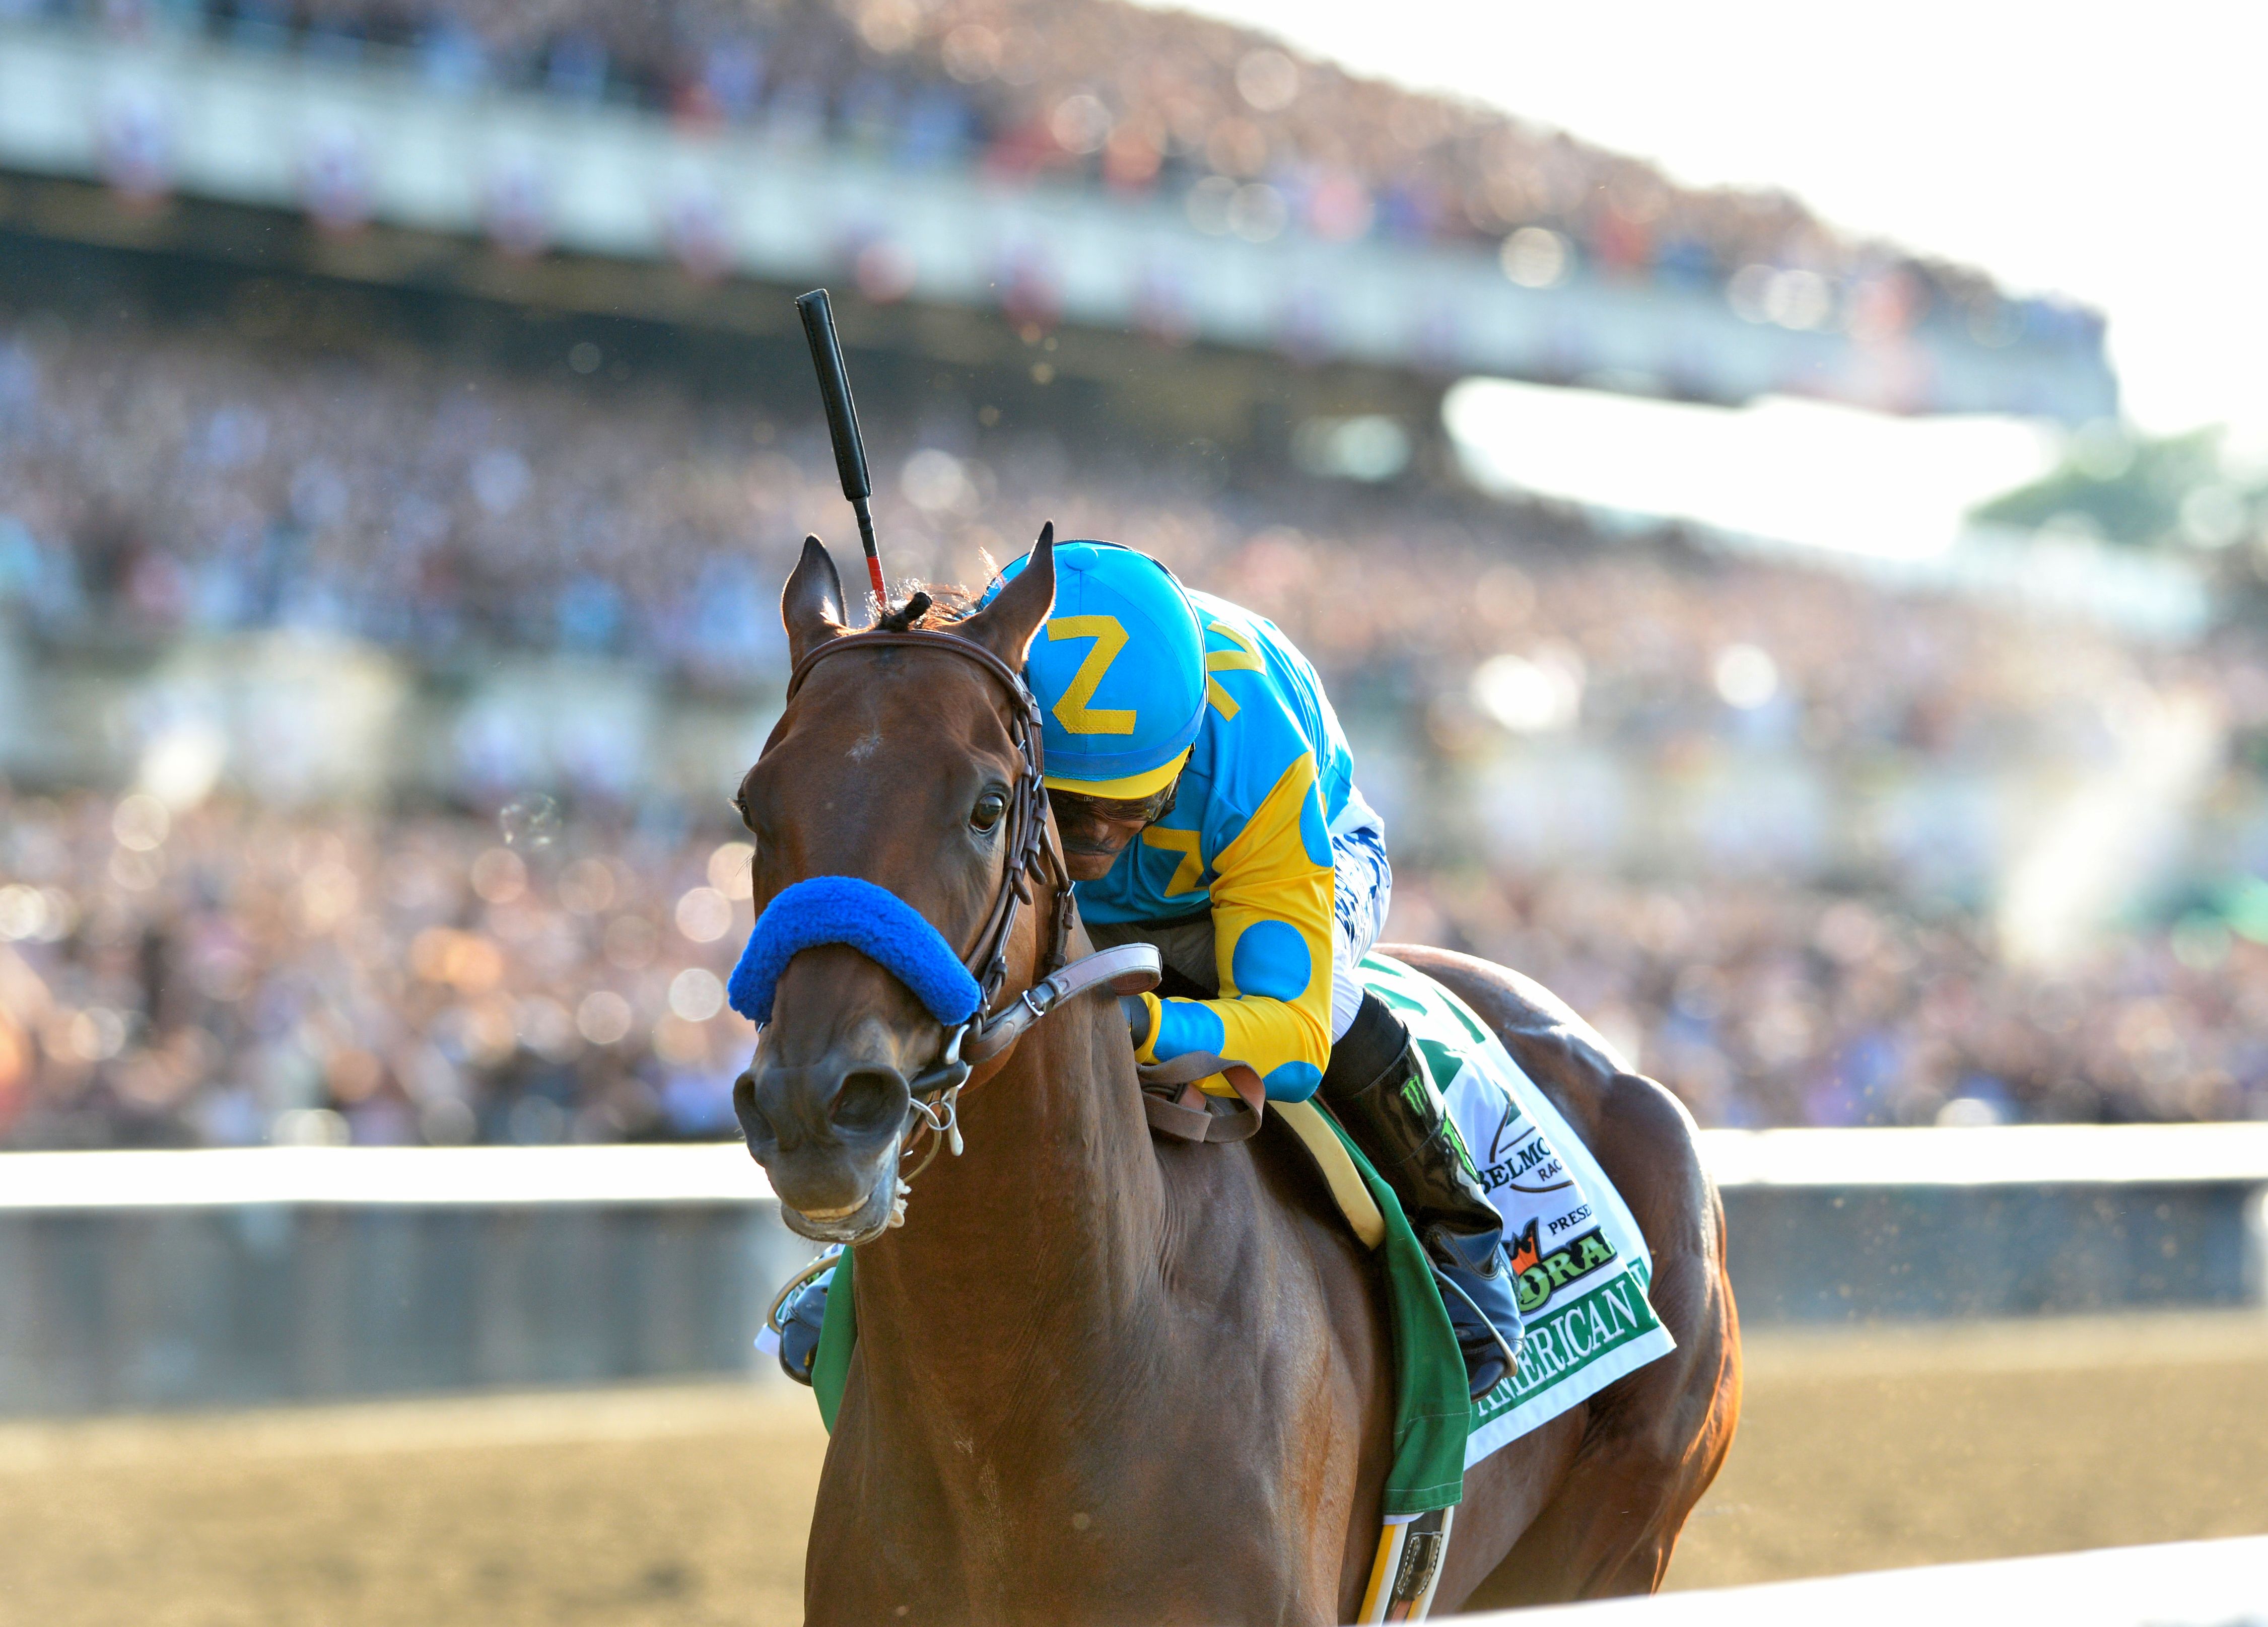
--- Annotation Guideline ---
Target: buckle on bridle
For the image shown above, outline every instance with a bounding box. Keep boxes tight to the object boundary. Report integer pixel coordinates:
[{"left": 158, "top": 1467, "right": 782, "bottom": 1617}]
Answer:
[{"left": 907, "top": 1017, "right": 974, "bottom": 1113}]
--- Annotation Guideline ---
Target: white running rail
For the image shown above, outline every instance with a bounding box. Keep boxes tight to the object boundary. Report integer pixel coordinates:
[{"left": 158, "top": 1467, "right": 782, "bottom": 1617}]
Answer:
[
  {"left": 6, "top": 1124, "right": 2268, "bottom": 1210},
  {"left": 1467, "top": 1537, "right": 2268, "bottom": 1626},
  {"left": 0, "top": 1143, "right": 770, "bottom": 1209},
  {"left": 1696, "top": 1121, "right": 2268, "bottom": 1187}
]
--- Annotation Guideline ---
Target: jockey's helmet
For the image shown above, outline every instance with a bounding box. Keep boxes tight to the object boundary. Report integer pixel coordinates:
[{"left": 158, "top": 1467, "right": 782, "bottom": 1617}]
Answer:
[{"left": 984, "top": 541, "right": 1206, "bottom": 799}]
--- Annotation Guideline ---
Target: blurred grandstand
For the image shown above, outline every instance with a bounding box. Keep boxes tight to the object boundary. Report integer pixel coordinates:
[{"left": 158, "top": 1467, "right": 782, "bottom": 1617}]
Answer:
[{"left": 2, "top": 0, "right": 2266, "bottom": 1152}]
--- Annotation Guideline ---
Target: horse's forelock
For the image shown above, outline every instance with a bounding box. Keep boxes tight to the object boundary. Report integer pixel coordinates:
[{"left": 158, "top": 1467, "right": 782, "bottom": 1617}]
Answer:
[{"left": 874, "top": 581, "right": 980, "bottom": 633}]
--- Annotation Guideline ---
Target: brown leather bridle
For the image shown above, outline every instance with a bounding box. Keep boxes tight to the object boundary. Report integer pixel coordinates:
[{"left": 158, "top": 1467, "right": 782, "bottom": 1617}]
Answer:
[
  {"left": 763, "top": 624, "right": 1160, "bottom": 1246},
  {"left": 785, "top": 626, "right": 1076, "bottom": 1011}
]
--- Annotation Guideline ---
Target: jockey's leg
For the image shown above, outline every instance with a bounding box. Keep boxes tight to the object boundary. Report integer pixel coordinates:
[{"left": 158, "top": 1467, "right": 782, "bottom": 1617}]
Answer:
[
  {"left": 1319, "top": 992, "right": 1524, "bottom": 1396},
  {"left": 1318, "top": 826, "right": 1524, "bottom": 1398}
]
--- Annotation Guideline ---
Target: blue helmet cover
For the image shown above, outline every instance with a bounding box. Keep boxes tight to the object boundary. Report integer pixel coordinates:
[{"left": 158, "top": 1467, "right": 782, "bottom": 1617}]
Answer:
[{"left": 986, "top": 541, "right": 1207, "bottom": 792}]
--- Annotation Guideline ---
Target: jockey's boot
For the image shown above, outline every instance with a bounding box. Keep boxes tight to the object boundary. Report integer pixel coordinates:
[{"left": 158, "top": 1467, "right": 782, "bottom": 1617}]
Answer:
[
  {"left": 757, "top": 1249, "right": 841, "bottom": 1386},
  {"left": 1320, "top": 991, "right": 1524, "bottom": 1398}
]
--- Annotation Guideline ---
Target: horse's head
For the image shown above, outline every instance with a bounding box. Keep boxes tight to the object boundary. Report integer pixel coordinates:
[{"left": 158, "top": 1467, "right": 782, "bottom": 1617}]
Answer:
[{"left": 730, "top": 530, "right": 1057, "bottom": 1242}]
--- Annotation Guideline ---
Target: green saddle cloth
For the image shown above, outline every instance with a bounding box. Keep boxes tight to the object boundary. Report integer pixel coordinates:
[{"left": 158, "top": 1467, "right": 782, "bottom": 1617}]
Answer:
[{"left": 808, "top": 1112, "right": 1473, "bottom": 1515}]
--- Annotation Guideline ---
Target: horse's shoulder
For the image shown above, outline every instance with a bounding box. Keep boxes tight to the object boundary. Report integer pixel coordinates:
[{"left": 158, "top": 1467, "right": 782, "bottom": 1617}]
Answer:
[
  {"left": 1377, "top": 944, "right": 1710, "bottom": 1234},
  {"left": 1149, "top": 1113, "right": 1374, "bottom": 1264}
]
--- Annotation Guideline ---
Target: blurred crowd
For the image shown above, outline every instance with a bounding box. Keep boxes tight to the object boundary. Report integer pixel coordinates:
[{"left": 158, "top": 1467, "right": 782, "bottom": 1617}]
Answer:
[
  {"left": 2, "top": 310, "right": 2249, "bottom": 761},
  {"left": 1394, "top": 869, "right": 2268, "bottom": 1131},
  {"left": 5, "top": 304, "right": 2268, "bottom": 1143},
  {"left": 0, "top": 787, "right": 759, "bottom": 1148},
  {"left": 0, "top": 314, "right": 800, "bottom": 680},
  {"left": 16, "top": 0, "right": 2088, "bottom": 348},
  {"left": 5, "top": 784, "right": 2265, "bottom": 1151}
]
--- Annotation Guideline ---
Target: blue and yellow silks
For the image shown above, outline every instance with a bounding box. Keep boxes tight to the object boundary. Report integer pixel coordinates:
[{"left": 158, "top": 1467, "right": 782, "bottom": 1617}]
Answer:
[
  {"left": 1105, "top": 590, "right": 1364, "bottom": 1103},
  {"left": 988, "top": 543, "right": 1371, "bottom": 1106}
]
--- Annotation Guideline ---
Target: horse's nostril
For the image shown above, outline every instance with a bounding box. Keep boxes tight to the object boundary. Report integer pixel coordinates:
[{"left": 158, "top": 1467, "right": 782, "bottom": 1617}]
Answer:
[
  {"left": 831, "top": 1066, "right": 907, "bottom": 1136},
  {"left": 732, "top": 1071, "right": 775, "bottom": 1148}
]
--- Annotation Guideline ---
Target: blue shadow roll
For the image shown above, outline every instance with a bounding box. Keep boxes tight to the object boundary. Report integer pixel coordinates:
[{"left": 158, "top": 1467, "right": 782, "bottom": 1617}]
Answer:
[{"left": 728, "top": 875, "right": 982, "bottom": 1028}]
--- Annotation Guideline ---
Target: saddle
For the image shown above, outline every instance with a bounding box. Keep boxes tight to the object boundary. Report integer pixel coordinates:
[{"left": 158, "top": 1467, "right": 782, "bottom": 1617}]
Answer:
[{"left": 1141, "top": 1076, "right": 1386, "bottom": 1251}]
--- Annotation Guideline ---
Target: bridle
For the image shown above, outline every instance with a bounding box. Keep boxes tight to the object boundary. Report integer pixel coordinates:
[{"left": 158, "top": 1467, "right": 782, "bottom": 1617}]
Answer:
[
  {"left": 770, "top": 624, "right": 1158, "bottom": 1235},
  {"left": 787, "top": 625, "right": 1073, "bottom": 1028}
]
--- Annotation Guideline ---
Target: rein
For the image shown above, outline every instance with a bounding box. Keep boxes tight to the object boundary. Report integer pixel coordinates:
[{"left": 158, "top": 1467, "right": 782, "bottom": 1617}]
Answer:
[{"left": 767, "top": 625, "right": 1159, "bottom": 1235}]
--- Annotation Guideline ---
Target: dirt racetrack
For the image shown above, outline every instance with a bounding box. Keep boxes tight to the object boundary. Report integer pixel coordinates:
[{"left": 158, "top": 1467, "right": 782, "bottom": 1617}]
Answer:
[{"left": 3, "top": 1312, "right": 2265, "bottom": 1625}]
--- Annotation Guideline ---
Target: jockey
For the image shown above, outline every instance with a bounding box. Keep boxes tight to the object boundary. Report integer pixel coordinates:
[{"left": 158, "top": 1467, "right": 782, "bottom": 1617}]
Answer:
[
  {"left": 764, "top": 541, "right": 1523, "bottom": 1398},
  {"left": 1008, "top": 541, "right": 1521, "bottom": 1397}
]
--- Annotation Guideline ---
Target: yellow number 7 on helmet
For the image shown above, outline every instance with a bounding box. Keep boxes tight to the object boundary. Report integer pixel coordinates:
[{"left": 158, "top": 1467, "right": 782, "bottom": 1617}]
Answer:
[{"left": 1045, "top": 615, "right": 1138, "bottom": 736}]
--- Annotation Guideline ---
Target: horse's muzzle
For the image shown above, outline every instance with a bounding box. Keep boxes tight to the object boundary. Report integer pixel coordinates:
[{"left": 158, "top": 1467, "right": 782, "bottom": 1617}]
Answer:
[
  {"left": 734, "top": 1055, "right": 911, "bottom": 1244},
  {"left": 775, "top": 1157, "right": 902, "bottom": 1245}
]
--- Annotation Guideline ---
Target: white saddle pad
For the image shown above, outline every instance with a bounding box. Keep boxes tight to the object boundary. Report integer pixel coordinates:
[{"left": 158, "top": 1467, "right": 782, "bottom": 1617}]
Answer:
[{"left": 1359, "top": 954, "right": 1678, "bottom": 1468}]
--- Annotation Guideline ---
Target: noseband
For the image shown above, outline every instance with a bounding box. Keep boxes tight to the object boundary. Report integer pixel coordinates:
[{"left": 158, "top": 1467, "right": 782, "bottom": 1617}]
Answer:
[{"left": 755, "top": 626, "right": 1160, "bottom": 1241}]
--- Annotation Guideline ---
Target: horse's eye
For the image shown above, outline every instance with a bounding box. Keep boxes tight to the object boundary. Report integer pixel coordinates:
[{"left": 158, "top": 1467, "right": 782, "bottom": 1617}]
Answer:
[{"left": 971, "top": 790, "right": 1008, "bottom": 833}]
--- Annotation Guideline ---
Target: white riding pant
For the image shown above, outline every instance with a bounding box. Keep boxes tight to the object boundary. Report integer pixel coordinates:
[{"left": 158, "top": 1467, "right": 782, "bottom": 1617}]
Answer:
[{"left": 1326, "top": 820, "right": 1393, "bottom": 1040}]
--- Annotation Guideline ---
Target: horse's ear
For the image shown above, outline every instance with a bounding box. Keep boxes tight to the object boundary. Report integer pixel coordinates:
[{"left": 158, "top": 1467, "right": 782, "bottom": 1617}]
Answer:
[
  {"left": 782, "top": 534, "right": 847, "bottom": 668},
  {"left": 960, "top": 521, "right": 1056, "bottom": 668}
]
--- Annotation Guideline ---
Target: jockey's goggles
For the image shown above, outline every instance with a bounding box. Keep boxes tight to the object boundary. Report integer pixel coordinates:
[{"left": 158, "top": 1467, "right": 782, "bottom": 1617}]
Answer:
[{"left": 1048, "top": 772, "right": 1182, "bottom": 849}]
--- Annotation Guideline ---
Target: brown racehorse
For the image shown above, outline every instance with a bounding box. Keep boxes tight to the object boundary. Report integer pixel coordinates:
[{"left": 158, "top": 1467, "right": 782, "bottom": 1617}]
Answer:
[{"left": 732, "top": 532, "right": 1741, "bottom": 1623}]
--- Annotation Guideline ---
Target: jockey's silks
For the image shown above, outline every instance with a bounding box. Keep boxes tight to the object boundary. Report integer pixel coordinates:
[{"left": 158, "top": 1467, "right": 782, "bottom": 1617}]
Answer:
[{"left": 1080, "top": 590, "right": 1377, "bottom": 1102}]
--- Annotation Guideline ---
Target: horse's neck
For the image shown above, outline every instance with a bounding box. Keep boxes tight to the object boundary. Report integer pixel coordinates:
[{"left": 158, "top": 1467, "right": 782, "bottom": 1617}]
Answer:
[{"left": 847, "top": 996, "right": 1167, "bottom": 1444}]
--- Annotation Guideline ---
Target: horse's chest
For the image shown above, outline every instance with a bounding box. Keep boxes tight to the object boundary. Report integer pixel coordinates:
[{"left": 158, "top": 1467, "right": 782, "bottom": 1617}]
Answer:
[{"left": 810, "top": 1421, "right": 1342, "bottom": 1626}]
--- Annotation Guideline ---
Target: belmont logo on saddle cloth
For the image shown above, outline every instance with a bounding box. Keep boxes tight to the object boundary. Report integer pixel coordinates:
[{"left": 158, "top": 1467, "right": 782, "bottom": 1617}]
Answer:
[{"left": 1360, "top": 953, "right": 1679, "bottom": 1468}]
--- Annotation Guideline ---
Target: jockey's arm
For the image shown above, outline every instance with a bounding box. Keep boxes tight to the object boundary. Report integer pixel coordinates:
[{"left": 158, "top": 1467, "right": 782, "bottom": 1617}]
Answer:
[{"left": 1130, "top": 753, "right": 1335, "bottom": 1102}]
